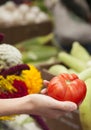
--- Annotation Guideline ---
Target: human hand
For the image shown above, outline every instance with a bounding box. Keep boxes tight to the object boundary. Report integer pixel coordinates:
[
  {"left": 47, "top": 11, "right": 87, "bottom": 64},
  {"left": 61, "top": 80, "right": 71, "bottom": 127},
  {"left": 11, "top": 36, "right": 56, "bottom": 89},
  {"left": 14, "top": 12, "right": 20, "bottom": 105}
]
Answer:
[
  {"left": 24, "top": 93, "right": 77, "bottom": 119},
  {"left": 0, "top": 81, "right": 77, "bottom": 119},
  {"left": 22, "top": 80, "right": 77, "bottom": 119}
]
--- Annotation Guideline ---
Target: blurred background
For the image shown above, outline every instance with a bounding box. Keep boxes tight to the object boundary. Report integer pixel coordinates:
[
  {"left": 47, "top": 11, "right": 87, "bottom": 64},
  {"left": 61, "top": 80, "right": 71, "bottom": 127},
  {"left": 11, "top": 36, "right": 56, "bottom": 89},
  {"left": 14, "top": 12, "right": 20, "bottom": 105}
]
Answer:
[{"left": 0, "top": 0, "right": 91, "bottom": 130}]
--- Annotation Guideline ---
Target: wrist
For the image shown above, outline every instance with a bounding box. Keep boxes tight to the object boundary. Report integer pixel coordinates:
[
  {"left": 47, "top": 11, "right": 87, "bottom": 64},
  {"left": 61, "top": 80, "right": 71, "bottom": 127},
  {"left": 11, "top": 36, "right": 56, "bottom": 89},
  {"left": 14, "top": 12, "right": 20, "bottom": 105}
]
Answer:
[
  {"left": 17, "top": 95, "right": 34, "bottom": 115},
  {"left": 0, "top": 96, "right": 33, "bottom": 116}
]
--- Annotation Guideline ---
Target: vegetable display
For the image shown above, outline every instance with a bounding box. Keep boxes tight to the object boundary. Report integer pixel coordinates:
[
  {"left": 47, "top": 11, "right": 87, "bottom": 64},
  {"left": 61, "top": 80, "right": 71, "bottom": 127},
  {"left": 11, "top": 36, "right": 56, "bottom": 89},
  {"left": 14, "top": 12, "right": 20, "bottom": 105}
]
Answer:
[
  {"left": 15, "top": 36, "right": 91, "bottom": 130},
  {"left": 0, "top": 39, "right": 91, "bottom": 130},
  {"left": 46, "top": 41, "right": 91, "bottom": 130}
]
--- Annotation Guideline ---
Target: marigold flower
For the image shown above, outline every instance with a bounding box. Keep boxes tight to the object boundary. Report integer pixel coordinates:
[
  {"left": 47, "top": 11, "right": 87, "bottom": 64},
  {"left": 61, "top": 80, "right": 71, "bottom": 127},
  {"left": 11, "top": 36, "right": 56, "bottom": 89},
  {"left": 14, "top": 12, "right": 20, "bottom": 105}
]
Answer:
[{"left": 21, "top": 64, "right": 43, "bottom": 94}]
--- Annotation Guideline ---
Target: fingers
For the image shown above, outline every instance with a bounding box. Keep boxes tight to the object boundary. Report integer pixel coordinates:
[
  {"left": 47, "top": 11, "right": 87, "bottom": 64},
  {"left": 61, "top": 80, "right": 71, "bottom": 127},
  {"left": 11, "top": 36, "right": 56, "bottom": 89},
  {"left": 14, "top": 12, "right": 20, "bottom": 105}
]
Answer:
[
  {"left": 43, "top": 80, "right": 49, "bottom": 87},
  {"left": 40, "top": 91, "right": 77, "bottom": 111},
  {"left": 50, "top": 101, "right": 77, "bottom": 119},
  {"left": 41, "top": 80, "right": 49, "bottom": 94},
  {"left": 53, "top": 100, "right": 77, "bottom": 112},
  {"left": 41, "top": 88, "right": 47, "bottom": 94},
  {"left": 43, "top": 80, "right": 77, "bottom": 111}
]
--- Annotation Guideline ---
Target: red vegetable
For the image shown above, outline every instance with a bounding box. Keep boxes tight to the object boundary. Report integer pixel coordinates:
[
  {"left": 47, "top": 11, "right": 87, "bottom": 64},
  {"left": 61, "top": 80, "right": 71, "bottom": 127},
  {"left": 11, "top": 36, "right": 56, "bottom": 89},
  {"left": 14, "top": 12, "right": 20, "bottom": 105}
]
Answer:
[{"left": 47, "top": 73, "right": 87, "bottom": 105}]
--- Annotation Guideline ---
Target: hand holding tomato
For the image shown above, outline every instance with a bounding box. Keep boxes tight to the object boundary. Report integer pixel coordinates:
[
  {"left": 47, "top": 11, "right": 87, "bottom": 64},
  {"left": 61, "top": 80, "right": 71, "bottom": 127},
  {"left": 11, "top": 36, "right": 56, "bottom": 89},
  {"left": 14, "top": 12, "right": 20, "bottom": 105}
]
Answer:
[{"left": 43, "top": 73, "right": 87, "bottom": 105}]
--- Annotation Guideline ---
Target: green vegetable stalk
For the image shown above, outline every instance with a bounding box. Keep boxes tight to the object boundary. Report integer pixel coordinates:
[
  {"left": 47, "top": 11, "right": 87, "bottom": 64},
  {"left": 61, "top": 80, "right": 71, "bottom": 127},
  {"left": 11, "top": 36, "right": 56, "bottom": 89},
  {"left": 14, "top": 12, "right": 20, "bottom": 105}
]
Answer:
[
  {"left": 70, "top": 41, "right": 90, "bottom": 62},
  {"left": 78, "top": 68, "right": 91, "bottom": 81},
  {"left": 15, "top": 33, "right": 53, "bottom": 51},
  {"left": 22, "top": 46, "right": 57, "bottom": 63},
  {"left": 58, "top": 52, "right": 86, "bottom": 72}
]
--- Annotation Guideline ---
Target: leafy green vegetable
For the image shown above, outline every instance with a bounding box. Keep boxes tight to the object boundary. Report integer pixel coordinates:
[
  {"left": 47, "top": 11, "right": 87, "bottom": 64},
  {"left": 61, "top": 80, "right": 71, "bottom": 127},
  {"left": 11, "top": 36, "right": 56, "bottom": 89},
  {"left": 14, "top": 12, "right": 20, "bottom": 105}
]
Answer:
[
  {"left": 15, "top": 33, "right": 53, "bottom": 52},
  {"left": 22, "top": 45, "right": 57, "bottom": 63}
]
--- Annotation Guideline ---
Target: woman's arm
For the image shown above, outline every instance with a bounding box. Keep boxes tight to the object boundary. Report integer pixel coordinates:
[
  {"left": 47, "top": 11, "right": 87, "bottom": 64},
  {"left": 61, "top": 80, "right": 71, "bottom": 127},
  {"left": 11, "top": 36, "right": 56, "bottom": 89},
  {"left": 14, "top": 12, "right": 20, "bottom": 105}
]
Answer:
[
  {"left": 0, "top": 94, "right": 77, "bottom": 119},
  {"left": 0, "top": 97, "right": 26, "bottom": 116}
]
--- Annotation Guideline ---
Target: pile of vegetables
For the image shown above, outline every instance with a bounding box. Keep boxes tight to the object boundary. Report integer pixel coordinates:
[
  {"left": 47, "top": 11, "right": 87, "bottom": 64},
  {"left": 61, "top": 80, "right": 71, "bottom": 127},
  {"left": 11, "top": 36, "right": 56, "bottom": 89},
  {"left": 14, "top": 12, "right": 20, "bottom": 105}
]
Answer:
[
  {"left": 0, "top": 1, "right": 50, "bottom": 27},
  {"left": 46, "top": 41, "right": 91, "bottom": 130},
  {"left": 48, "top": 41, "right": 91, "bottom": 74}
]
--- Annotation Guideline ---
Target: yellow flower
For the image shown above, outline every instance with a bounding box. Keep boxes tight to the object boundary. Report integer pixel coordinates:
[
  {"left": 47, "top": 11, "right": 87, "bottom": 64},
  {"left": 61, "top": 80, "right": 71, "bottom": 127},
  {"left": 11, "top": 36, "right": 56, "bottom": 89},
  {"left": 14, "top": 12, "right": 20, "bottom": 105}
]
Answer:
[
  {"left": 0, "top": 75, "right": 16, "bottom": 92},
  {"left": 21, "top": 64, "right": 43, "bottom": 94}
]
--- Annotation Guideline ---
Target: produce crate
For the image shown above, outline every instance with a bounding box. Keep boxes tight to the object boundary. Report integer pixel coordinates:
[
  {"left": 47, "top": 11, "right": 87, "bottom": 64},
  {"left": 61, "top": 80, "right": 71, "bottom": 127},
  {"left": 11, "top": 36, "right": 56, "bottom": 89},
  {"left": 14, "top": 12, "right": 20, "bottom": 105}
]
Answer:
[
  {"left": 38, "top": 64, "right": 83, "bottom": 130},
  {"left": 0, "top": 21, "right": 53, "bottom": 44}
]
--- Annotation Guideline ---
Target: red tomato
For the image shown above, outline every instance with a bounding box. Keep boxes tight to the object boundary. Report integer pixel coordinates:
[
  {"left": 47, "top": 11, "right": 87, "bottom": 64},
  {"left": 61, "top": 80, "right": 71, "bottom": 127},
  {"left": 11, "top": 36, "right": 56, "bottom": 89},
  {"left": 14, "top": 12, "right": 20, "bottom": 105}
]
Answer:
[{"left": 47, "top": 73, "right": 87, "bottom": 105}]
